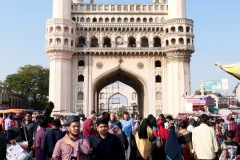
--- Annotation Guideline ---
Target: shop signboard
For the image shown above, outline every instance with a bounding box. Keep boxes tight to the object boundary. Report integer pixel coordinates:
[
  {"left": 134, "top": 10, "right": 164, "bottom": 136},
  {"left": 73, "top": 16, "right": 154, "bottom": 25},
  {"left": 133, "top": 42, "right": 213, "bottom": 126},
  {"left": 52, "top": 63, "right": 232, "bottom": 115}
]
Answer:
[
  {"left": 204, "top": 79, "right": 228, "bottom": 91},
  {"left": 186, "top": 98, "right": 205, "bottom": 106}
]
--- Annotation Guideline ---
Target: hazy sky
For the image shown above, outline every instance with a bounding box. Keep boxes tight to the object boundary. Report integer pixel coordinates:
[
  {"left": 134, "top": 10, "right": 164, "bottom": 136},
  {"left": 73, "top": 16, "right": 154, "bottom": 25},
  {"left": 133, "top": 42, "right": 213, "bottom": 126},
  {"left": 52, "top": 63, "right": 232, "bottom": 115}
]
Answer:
[{"left": 0, "top": 0, "right": 240, "bottom": 96}]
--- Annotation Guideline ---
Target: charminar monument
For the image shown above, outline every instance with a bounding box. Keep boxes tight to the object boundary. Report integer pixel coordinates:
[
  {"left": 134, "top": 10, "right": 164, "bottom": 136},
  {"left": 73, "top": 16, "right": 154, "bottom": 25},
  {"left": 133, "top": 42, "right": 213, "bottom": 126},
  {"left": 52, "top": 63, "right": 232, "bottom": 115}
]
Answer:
[{"left": 45, "top": 0, "right": 194, "bottom": 117}]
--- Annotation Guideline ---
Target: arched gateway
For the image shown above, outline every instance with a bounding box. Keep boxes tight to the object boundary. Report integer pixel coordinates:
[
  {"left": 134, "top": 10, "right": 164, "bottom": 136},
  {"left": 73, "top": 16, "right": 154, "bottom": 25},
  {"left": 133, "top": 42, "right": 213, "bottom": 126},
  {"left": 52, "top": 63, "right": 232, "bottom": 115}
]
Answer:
[
  {"left": 93, "top": 68, "right": 145, "bottom": 116},
  {"left": 45, "top": 0, "right": 194, "bottom": 117}
]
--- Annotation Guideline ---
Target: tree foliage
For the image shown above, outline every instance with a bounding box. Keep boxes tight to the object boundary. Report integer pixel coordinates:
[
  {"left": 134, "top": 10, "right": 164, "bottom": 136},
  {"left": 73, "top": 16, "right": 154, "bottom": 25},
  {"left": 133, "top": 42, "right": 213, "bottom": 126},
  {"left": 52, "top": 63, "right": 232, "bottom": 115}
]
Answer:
[
  {"left": 236, "top": 101, "right": 240, "bottom": 107},
  {"left": 117, "top": 105, "right": 127, "bottom": 118},
  {"left": 4, "top": 65, "right": 49, "bottom": 109},
  {"left": 195, "top": 90, "right": 215, "bottom": 96}
]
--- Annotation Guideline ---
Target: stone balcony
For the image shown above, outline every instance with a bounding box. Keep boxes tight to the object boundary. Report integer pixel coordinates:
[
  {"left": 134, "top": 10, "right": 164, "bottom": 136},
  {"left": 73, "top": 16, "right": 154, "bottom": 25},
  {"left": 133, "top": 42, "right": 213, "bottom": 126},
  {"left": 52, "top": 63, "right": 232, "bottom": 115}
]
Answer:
[
  {"left": 74, "top": 45, "right": 194, "bottom": 56},
  {"left": 72, "top": 3, "right": 168, "bottom": 14},
  {"left": 45, "top": 45, "right": 75, "bottom": 52}
]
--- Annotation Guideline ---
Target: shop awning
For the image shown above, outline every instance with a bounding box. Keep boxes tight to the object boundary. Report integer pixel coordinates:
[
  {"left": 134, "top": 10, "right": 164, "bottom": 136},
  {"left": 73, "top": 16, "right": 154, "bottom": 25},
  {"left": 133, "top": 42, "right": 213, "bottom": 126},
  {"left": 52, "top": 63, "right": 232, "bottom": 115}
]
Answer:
[
  {"left": 215, "top": 63, "right": 240, "bottom": 80},
  {"left": 0, "top": 109, "right": 26, "bottom": 114},
  {"left": 209, "top": 106, "right": 219, "bottom": 112}
]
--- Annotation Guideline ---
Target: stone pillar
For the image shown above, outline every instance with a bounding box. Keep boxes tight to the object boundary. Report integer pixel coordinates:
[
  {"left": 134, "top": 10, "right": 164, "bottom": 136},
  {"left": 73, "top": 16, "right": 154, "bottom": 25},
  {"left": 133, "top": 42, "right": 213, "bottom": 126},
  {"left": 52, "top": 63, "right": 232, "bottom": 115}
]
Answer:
[{"left": 165, "top": 51, "right": 191, "bottom": 116}]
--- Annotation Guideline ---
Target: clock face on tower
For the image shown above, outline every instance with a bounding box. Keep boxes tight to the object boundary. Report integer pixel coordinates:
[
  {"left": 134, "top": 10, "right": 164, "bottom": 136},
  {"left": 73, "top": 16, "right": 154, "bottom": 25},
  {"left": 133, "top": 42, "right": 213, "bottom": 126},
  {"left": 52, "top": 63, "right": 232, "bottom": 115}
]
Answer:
[{"left": 117, "top": 37, "right": 123, "bottom": 44}]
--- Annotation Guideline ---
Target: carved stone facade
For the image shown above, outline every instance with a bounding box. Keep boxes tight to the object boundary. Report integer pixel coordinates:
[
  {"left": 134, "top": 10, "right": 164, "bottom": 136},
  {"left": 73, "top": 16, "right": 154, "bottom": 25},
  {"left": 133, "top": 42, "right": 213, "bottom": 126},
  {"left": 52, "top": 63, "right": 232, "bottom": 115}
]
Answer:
[{"left": 45, "top": 0, "right": 194, "bottom": 117}]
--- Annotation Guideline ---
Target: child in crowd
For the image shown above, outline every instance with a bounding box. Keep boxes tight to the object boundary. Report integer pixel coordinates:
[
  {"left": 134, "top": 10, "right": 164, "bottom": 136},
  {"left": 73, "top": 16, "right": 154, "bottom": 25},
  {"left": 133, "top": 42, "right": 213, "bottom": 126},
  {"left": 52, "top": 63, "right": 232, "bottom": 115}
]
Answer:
[{"left": 219, "top": 130, "right": 240, "bottom": 160}]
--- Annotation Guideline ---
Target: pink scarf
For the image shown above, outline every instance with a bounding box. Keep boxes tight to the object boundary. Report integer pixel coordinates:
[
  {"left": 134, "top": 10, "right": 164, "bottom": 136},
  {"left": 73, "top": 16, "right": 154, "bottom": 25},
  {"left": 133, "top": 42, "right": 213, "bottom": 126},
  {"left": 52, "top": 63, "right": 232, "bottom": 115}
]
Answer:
[{"left": 82, "top": 119, "right": 98, "bottom": 138}]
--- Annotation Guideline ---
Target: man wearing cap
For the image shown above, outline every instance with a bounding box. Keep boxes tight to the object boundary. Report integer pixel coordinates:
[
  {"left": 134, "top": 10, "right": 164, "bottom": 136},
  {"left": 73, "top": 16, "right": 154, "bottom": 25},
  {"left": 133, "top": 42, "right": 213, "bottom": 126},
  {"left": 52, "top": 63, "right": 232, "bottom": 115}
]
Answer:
[
  {"left": 10, "top": 115, "right": 27, "bottom": 145},
  {"left": 52, "top": 116, "right": 90, "bottom": 160}
]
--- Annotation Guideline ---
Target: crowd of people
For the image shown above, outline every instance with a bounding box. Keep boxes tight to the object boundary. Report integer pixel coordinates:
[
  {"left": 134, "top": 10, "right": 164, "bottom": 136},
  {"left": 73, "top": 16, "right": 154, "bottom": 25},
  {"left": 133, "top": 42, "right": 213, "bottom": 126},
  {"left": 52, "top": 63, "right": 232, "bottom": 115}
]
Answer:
[{"left": 0, "top": 110, "right": 240, "bottom": 160}]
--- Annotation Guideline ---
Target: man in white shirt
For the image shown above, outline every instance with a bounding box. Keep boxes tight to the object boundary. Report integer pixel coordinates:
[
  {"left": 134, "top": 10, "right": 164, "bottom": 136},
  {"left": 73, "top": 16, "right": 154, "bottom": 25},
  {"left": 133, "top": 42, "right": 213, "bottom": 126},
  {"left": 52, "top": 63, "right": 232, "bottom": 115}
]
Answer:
[
  {"left": 60, "top": 115, "right": 67, "bottom": 132},
  {"left": 4, "top": 114, "right": 12, "bottom": 143},
  {"left": 187, "top": 118, "right": 196, "bottom": 132},
  {"left": 192, "top": 114, "right": 219, "bottom": 160}
]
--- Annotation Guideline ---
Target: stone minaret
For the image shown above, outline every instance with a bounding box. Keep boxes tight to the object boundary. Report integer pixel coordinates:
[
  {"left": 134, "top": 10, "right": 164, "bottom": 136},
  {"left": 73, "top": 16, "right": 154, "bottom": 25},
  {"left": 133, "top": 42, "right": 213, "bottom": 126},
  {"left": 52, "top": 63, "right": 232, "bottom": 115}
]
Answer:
[
  {"left": 164, "top": 0, "right": 194, "bottom": 116},
  {"left": 168, "top": 0, "right": 186, "bottom": 19},
  {"left": 45, "top": 0, "right": 76, "bottom": 112}
]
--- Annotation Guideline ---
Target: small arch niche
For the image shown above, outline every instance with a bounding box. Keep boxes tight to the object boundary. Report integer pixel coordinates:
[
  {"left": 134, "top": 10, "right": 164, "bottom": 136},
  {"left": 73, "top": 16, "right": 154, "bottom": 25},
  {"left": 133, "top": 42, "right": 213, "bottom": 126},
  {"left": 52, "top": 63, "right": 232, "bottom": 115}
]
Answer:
[
  {"left": 170, "top": 26, "right": 176, "bottom": 33},
  {"left": 78, "top": 60, "right": 85, "bottom": 67},
  {"left": 179, "top": 38, "right": 184, "bottom": 45},
  {"left": 141, "top": 37, "right": 149, "bottom": 47},
  {"left": 155, "top": 75, "right": 162, "bottom": 83},
  {"left": 78, "top": 91, "right": 84, "bottom": 100},
  {"left": 78, "top": 75, "right": 84, "bottom": 82},
  {"left": 64, "top": 38, "right": 68, "bottom": 46},
  {"left": 64, "top": 27, "right": 69, "bottom": 33},
  {"left": 166, "top": 40, "right": 169, "bottom": 46},
  {"left": 117, "top": 18, "right": 122, "bottom": 23},
  {"left": 56, "top": 26, "right": 61, "bottom": 32},
  {"left": 178, "top": 26, "right": 184, "bottom": 32},
  {"left": 55, "top": 38, "right": 61, "bottom": 45},
  {"left": 171, "top": 38, "right": 176, "bottom": 45},
  {"left": 154, "top": 37, "right": 161, "bottom": 47},
  {"left": 128, "top": 37, "right": 136, "bottom": 47},
  {"left": 49, "top": 26, "right": 53, "bottom": 33},
  {"left": 91, "top": 37, "right": 98, "bottom": 47},
  {"left": 77, "top": 37, "right": 86, "bottom": 47},
  {"left": 130, "top": 18, "right": 134, "bottom": 23},
  {"left": 155, "top": 60, "right": 161, "bottom": 68},
  {"left": 103, "top": 37, "right": 111, "bottom": 47}
]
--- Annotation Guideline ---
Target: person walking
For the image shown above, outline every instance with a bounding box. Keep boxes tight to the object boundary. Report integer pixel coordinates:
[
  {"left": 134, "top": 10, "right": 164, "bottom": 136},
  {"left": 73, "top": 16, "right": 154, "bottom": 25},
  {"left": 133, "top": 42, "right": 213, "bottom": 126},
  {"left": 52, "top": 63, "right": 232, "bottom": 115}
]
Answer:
[
  {"left": 4, "top": 114, "right": 12, "bottom": 143},
  {"left": 21, "top": 111, "right": 38, "bottom": 151},
  {"left": 134, "top": 118, "right": 153, "bottom": 160},
  {"left": 52, "top": 116, "right": 90, "bottom": 160},
  {"left": 192, "top": 114, "right": 219, "bottom": 160},
  {"left": 34, "top": 115, "right": 48, "bottom": 160},
  {"left": 165, "top": 122, "right": 183, "bottom": 160},
  {"left": 229, "top": 118, "right": 240, "bottom": 143},
  {"left": 89, "top": 117, "right": 125, "bottom": 160},
  {"left": 0, "top": 125, "right": 6, "bottom": 160},
  {"left": 82, "top": 118, "right": 98, "bottom": 138},
  {"left": 110, "top": 113, "right": 122, "bottom": 129},
  {"left": 219, "top": 130, "right": 240, "bottom": 160},
  {"left": 177, "top": 121, "right": 193, "bottom": 160},
  {"left": 41, "top": 118, "right": 65, "bottom": 159},
  {"left": 151, "top": 119, "right": 169, "bottom": 160},
  {"left": 0, "top": 114, "right": 4, "bottom": 132},
  {"left": 121, "top": 111, "right": 134, "bottom": 160}
]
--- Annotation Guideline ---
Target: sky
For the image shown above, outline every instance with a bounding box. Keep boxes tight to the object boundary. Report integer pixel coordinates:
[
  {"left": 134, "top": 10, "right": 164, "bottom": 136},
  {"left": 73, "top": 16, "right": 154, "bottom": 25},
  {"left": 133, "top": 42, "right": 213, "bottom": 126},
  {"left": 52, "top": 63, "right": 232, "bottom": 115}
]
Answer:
[{"left": 0, "top": 0, "right": 240, "bottom": 96}]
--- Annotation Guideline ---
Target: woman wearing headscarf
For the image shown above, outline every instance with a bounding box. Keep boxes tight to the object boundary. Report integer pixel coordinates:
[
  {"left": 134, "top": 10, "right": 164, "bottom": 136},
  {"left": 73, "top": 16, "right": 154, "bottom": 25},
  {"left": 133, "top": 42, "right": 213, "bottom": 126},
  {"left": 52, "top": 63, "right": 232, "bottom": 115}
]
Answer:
[
  {"left": 82, "top": 118, "right": 98, "bottom": 138},
  {"left": 135, "top": 118, "right": 153, "bottom": 160},
  {"left": 151, "top": 119, "right": 169, "bottom": 160},
  {"left": 165, "top": 123, "right": 183, "bottom": 160}
]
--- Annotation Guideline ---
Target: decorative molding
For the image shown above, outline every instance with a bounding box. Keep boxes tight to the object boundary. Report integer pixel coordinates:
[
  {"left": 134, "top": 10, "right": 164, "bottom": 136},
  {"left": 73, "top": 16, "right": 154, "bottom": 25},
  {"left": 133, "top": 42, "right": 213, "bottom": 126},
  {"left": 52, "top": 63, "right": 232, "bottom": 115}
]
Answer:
[
  {"left": 96, "top": 62, "right": 103, "bottom": 69},
  {"left": 137, "top": 62, "right": 144, "bottom": 69}
]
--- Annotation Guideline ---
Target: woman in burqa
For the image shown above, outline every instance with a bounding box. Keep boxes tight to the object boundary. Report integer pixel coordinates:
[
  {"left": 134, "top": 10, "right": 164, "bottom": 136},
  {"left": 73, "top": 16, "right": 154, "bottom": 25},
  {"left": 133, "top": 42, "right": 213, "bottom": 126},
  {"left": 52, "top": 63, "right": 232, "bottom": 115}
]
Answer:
[
  {"left": 134, "top": 118, "right": 153, "bottom": 160},
  {"left": 165, "top": 123, "right": 183, "bottom": 160}
]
